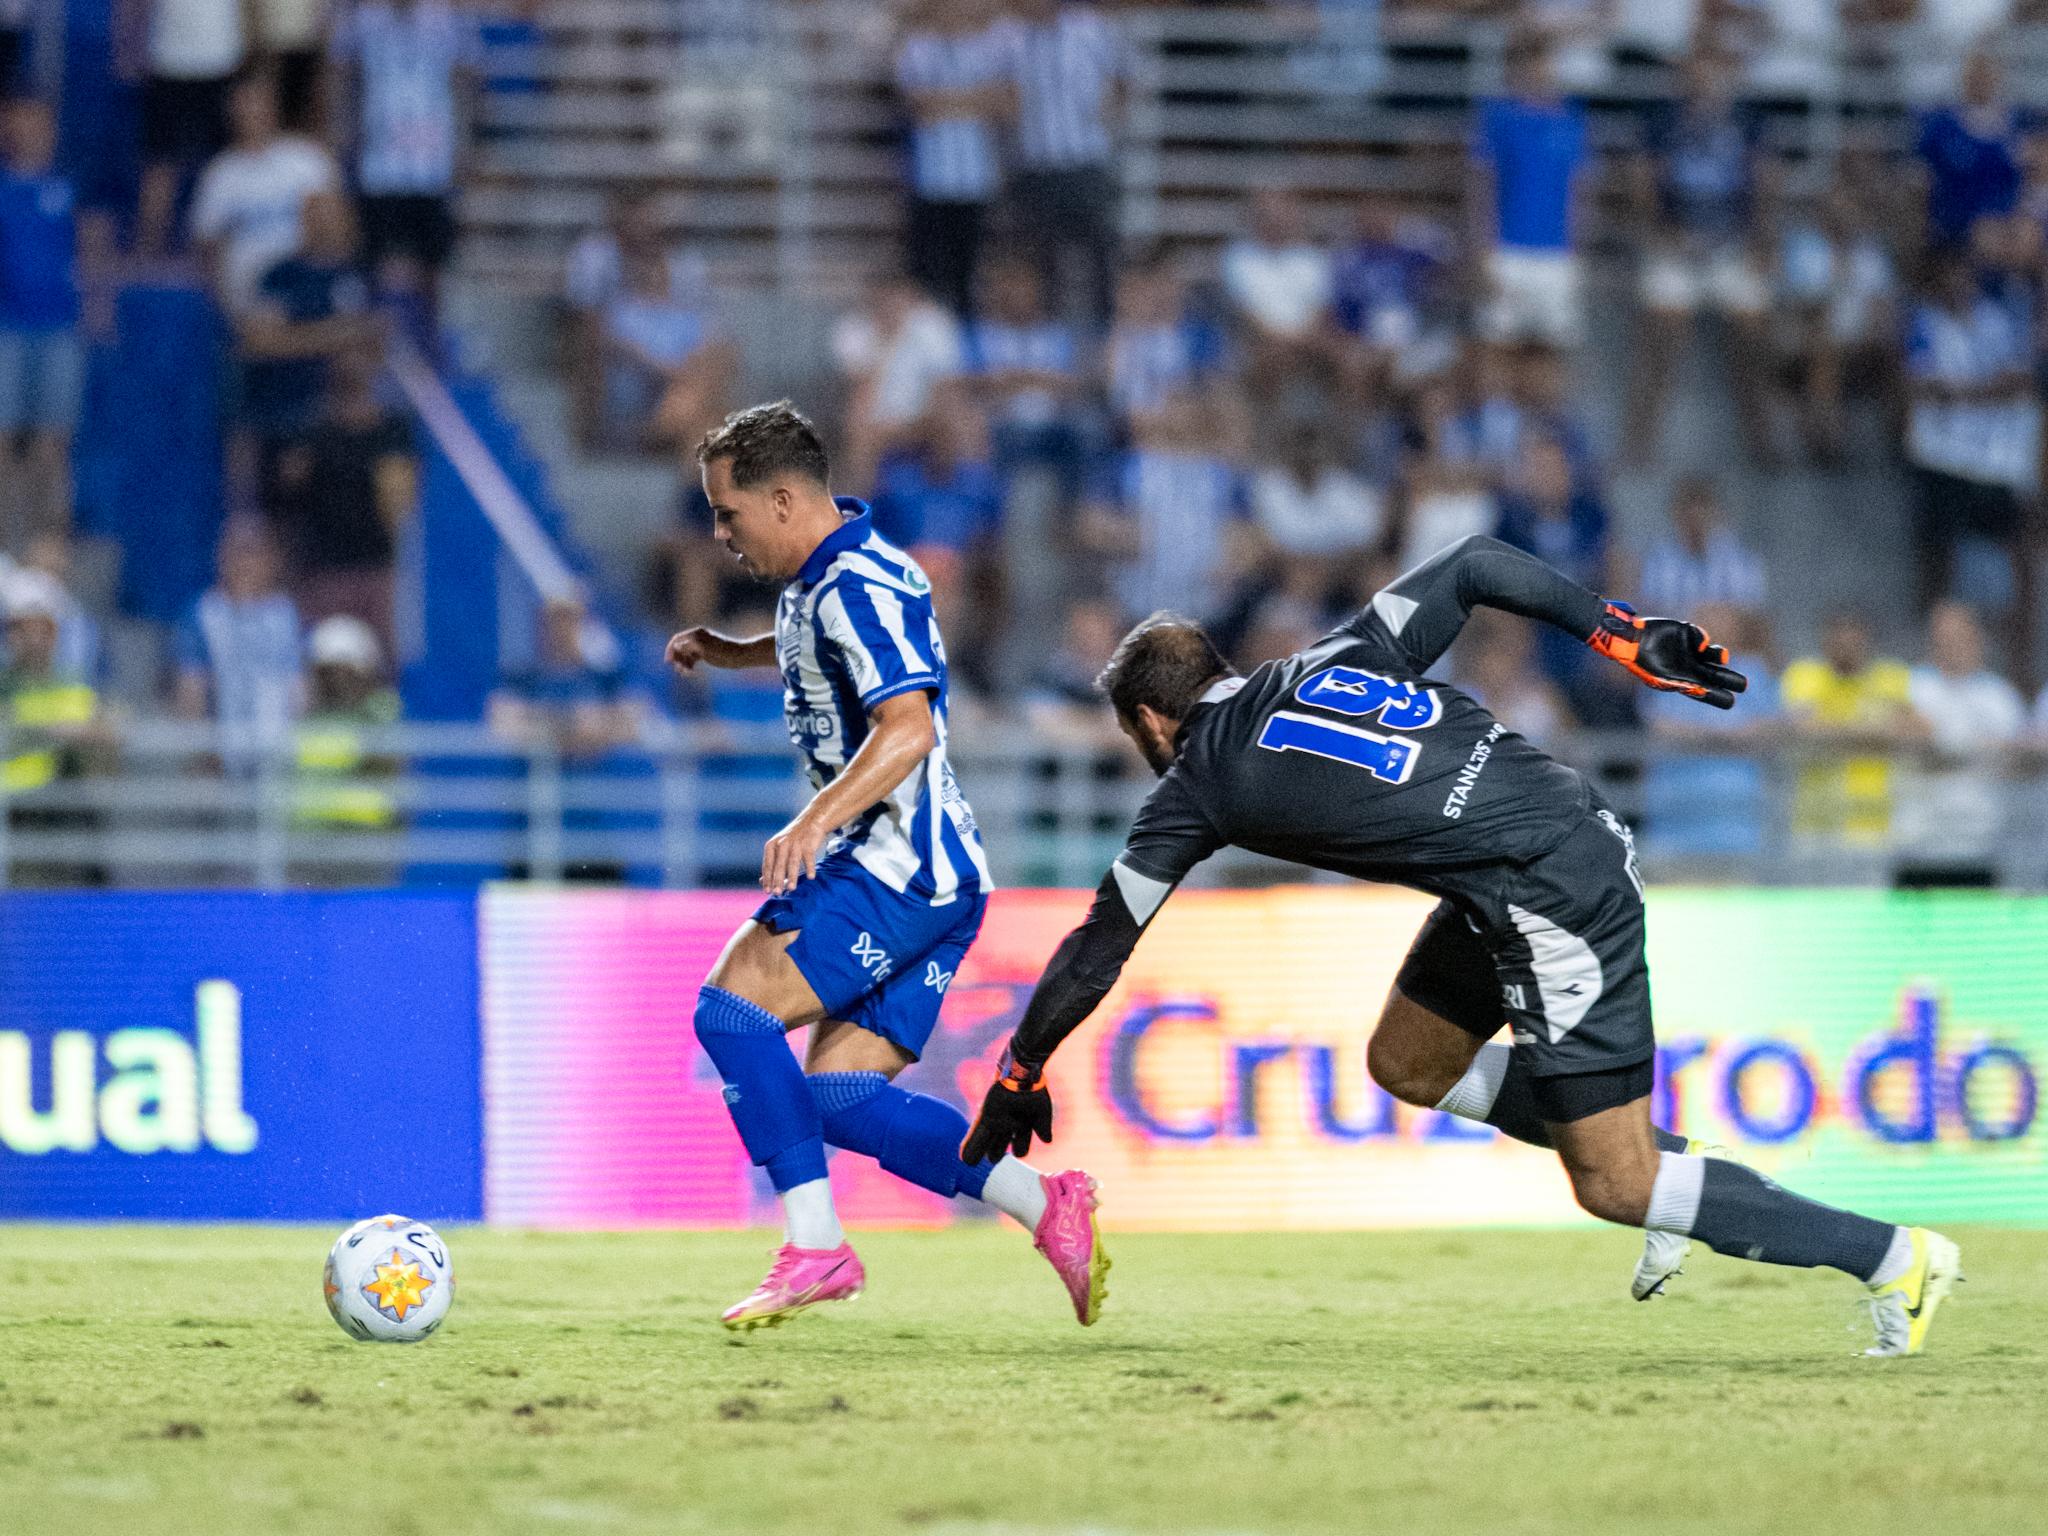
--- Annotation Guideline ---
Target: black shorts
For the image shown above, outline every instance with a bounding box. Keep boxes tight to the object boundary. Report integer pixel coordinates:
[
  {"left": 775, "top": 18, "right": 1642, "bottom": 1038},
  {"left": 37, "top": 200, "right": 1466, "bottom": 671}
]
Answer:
[
  {"left": 142, "top": 72, "right": 233, "bottom": 163},
  {"left": 1909, "top": 465, "right": 2022, "bottom": 549},
  {"left": 360, "top": 193, "right": 457, "bottom": 271},
  {"left": 1394, "top": 800, "right": 1655, "bottom": 1097}
]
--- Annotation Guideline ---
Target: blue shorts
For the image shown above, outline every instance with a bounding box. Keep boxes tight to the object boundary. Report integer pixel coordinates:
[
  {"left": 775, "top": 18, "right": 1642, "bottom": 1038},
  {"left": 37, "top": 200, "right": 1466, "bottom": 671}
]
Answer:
[{"left": 754, "top": 851, "right": 986, "bottom": 1060}]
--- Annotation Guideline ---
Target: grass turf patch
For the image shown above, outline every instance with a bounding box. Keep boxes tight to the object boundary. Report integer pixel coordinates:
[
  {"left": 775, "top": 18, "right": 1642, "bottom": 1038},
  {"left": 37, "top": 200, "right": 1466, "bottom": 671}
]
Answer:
[{"left": 2, "top": 1225, "right": 2042, "bottom": 1536}]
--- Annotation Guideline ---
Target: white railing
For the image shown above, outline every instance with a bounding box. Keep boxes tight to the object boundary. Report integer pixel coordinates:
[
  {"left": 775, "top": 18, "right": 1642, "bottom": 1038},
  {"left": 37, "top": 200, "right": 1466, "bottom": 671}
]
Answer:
[{"left": 7, "top": 718, "right": 2048, "bottom": 890}]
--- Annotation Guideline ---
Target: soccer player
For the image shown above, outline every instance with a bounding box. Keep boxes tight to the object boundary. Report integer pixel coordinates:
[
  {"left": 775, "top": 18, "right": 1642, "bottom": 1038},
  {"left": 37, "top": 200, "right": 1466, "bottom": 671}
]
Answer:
[
  {"left": 668, "top": 401, "right": 1108, "bottom": 1331},
  {"left": 962, "top": 535, "right": 1960, "bottom": 1357}
]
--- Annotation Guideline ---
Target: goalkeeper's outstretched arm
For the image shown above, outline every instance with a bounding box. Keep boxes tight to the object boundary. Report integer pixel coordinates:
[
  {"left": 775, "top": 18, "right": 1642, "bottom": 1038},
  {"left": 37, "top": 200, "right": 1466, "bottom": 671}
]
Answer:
[{"left": 1346, "top": 535, "right": 1748, "bottom": 709}]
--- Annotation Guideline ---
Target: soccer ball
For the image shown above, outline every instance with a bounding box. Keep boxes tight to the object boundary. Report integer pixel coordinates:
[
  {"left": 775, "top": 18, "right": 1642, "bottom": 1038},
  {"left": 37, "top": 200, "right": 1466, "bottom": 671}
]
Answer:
[{"left": 324, "top": 1215, "right": 454, "bottom": 1343}]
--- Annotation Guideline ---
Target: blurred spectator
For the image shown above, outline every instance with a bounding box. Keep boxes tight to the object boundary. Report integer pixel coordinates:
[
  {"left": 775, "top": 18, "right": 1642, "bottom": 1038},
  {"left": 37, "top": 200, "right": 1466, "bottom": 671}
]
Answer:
[
  {"left": 261, "top": 0, "right": 329, "bottom": 131},
  {"left": 173, "top": 520, "right": 304, "bottom": 739},
  {"left": 6, "top": 532, "right": 99, "bottom": 681},
  {"left": 237, "top": 188, "right": 376, "bottom": 454},
  {"left": 1470, "top": 40, "right": 1589, "bottom": 349},
  {"left": 190, "top": 72, "right": 342, "bottom": 312},
  {"left": 1397, "top": 377, "right": 1496, "bottom": 571},
  {"left": 1496, "top": 430, "right": 1615, "bottom": 717},
  {"left": 1023, "top": 595, "right": 1126, "bottom": 749},
  {"left": 1529, "top": 0, "right": 1618, "bottom": 94},
  {"left": 1079, "top": 409, "right": 1250, "bottom": 622},
  {"left": 1221, "top": 187, "right": 1335, "bottom": 395},
  {"left": 894, "top": 0, "right": 1019, "bottom": 319},
  {"left": 1495, "top": 430, "right": 1609, "bottom": 589},
  {"left": 564, "top": 191, "right": 711, "bottom": 452},
  {"left": 1451, "top": 608, "right": 1573, "bottom": 749},
  {"left": 126, "top": 0, "right": 251, "bottom": 256},
  {"left": 1624, "top": 48, "right": 1774, "bottom": 463},
  {"left": 1005, "top": 0, "right": 1130, "bottom": 328},
  {"left": 0, "top": 98, "right": 82, "bottom": 544},
  {"left": 658, "top": 0, "right": 780, "bottom": 167},
  {"left": 1635, "top": 472, "right": 1766, "bottom": 621},
  {"left": 1247, "top": 417, "right": 1386, "bottom": 587},
  {"left": 833, "top": 268, "right": 967, "bottom": 492},
  {"left": 1903, "top": 244, "right": 2036, "bottom": 616},
  {"left": 1776, "top": 175, "right": 1899, "bottom": 463},
  {"left": 869, "top": 404, "right": 1000, "bottom": 628},
  {"left": 1898, "top": 601, "right": 2024, "bottom": 883},
  {"left": 0, "top": 568, "right": 104, "bottom": 882},
  {"left": 1510, "top": 342, "right": 1598, "bottom": 489},
  {"left": 1781, "top": 609, "right": 1914, "bottom": 847},
  {"left": 328, "top": 0, "right": 481, "bottom": 315},
  {"left": 1916, "top": 47, "right": 2025, "bottom": 252},
  {"left": 489, "top": 594, "right": 644, "bottom": 760},
  {"left": 597, "top": 247, "right": 736, "bottom": 453},
  {"left": 963, "top": 253, "right": 1086, "bottom": 477},
  {"left": 1331, "top": 198, "right": 1455, "bottom": 400},
  {"left": 271, "top": 342, "right": 415, "bottom": 646},
  {"left": 292, "top": 613, "right": 401, "bottom": 838},
  {"left": 0, "top": 0, "right": 27, "bottom": 101},
  {"left": 1105, "top": 251, "right": 1237, "bottom": 447},
  {"left": 1642, "top": 602, "right": 1781, "bottom": 859}
]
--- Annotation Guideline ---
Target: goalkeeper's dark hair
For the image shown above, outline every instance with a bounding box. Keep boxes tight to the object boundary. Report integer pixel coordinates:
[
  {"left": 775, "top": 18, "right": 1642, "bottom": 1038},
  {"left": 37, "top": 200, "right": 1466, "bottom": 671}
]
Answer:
[
  {"left": 1097, "top": 613, "right": 1235, "bottom": 726},
  {"left": 696, "top": 400, "right": 831, "bottom": 490}
]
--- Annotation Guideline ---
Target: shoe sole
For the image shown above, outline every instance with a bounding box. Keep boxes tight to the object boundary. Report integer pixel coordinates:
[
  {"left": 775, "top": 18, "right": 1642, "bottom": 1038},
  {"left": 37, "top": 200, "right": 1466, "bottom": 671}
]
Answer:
[
  {"left": 1079, "top": 1210, "right": 1111, "bottom": 1327},
  {"left": 721, "top": 1282, "right": 864, "bottom": 1333}
]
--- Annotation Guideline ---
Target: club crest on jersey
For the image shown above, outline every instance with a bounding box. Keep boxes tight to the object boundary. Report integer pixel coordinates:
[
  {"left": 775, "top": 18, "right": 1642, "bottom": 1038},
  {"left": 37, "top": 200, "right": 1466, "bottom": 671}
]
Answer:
[{"left": 852, "top": 931, "right": 894, "bottom": 982}]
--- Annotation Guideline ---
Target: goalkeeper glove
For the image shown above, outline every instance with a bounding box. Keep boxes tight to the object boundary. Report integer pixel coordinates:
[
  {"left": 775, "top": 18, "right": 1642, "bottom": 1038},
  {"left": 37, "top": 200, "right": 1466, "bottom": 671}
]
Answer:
[
  {"left": 1588, "top": 601, "right": 1749, "bottom": 710},
  {"left": 960, "top": 1046, "right": 1054, "bottom": 1163}
]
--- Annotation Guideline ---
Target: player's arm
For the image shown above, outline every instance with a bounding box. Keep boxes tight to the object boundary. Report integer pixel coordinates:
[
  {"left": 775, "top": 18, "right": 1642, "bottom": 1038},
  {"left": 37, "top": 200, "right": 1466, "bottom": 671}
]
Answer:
[
  {"left": 665, "top": 627, "right": 777, "bottom": 671},
  {"left": 962, "top": 771, "right": 1221, "bottom": 1162},
  {"left": 1344, "top": 534, "right": 1749, "bottom": 709},
  {"left": 760, "top": 688, "right": 936, "bottom": 895}
]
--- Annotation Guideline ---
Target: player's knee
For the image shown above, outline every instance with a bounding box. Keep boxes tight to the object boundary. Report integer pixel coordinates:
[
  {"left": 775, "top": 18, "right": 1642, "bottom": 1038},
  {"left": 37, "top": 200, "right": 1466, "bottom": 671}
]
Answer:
[
  {"left": 1365, "top": 1029, "right": 1445, "bottom": 1107},
  {"left": 1563, "top": 1161, "right": 1651, "bottom": 1227}
]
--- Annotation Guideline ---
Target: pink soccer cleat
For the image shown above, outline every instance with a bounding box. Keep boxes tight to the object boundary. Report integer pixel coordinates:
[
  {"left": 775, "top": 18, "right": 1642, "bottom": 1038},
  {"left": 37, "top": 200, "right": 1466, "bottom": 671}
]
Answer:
[
  {"left": 720, "top": 1241, "right": 866, "bottom": 1331},
  {"left": 1033, "top": 1170, "right": 1111, "bottom": 1326}
]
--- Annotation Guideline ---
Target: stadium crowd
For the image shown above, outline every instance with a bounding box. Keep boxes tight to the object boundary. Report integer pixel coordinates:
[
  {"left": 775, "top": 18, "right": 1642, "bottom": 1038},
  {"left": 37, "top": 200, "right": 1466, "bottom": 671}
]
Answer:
[{"left": 6, "top": 0, "right": 2048, "bottom": 880}]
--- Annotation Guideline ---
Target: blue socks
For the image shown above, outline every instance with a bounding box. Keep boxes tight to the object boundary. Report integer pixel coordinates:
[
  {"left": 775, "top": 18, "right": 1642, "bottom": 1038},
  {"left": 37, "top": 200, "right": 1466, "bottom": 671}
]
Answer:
[
  {"left": 693, "top": 985, "right": 828, "bottom": 1193},
  {"left": 809, "top": 1070, "right": 993, "bottom": 1200}
]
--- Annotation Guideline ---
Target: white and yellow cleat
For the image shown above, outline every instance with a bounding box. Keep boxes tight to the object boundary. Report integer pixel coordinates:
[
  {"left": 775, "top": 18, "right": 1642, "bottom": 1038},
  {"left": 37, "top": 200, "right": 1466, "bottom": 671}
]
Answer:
[
  {"left": 1863, "top": 1227, "right": 1963, "bottom": 1358},
  {"left": 1631, "top": 1139, "right": 1727, "bottom": 1301}
]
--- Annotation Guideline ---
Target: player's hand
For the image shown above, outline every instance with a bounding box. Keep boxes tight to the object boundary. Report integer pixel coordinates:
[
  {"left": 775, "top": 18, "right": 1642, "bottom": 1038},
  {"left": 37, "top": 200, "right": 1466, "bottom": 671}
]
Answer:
[
  {"left": 1588, "top": 602, "right": 1749, "bottom": 710},
  {"left": 665, "top": 627, "right": 717, "bottom": 673},
  {"left": 760, "top": 810, "right": 831, "bottom": 895},
  {"left": 961, "top": 1048, "right": 1054, "bottom": 1163}
]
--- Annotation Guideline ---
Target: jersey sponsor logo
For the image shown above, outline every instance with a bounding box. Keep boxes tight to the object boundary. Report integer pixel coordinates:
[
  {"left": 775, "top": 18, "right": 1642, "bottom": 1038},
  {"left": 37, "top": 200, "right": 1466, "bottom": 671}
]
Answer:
[
  {"left": 924, "top": 961, "right": 955, "bottom": 993},
  {"left": 851, "top": 931, "right": 894, "bottom": 983},
  {"left": 785, "top": 703, "right": 839, "bottom": 745},
  {"left": 1443, "top": 723, "right": 1505, "bottom": 820}
]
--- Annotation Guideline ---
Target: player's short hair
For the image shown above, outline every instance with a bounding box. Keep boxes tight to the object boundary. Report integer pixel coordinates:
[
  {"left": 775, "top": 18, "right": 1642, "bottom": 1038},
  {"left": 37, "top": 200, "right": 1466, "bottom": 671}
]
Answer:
[
  {"left": 1097, "top": 613, "right": 1233, "bottom": 725},
  {"left": 696, "top": 401, "right": 831, "bottom": 490}
]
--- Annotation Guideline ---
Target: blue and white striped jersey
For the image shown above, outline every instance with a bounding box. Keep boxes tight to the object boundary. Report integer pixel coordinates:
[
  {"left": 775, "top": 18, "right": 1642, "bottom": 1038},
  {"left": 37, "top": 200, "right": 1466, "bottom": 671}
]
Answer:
[{"left": 776, "top": 500, "right": 991, "bottom": 904}]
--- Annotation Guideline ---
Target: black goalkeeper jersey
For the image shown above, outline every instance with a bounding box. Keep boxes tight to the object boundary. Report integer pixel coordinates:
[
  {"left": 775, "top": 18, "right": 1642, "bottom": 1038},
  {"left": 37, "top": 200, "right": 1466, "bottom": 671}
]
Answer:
[{"left": 1009, "top": 535, "right": 1616, "bottom": 1068}]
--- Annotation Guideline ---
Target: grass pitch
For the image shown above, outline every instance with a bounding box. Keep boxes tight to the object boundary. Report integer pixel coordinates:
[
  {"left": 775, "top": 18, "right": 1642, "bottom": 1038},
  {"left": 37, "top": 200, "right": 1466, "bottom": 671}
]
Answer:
[{"left": 2, "top": 1225, "right": 2043, "bottom": 1536}]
